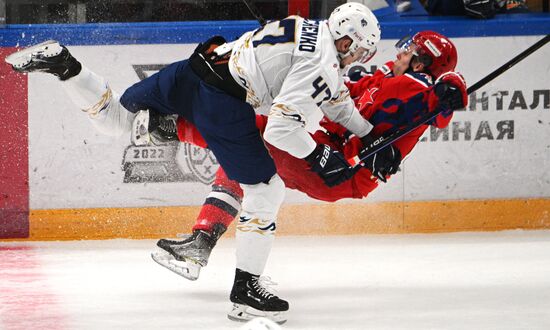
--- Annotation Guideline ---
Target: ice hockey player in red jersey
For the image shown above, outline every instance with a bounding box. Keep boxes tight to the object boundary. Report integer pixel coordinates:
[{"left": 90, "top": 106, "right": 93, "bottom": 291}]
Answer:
[{"left": 152, "top": 30, "right": 467, "bottom": 283}]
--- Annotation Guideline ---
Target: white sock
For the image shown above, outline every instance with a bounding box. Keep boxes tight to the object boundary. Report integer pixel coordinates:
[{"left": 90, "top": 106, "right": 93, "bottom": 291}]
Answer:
[
  {"left": 236, "top": 174, "right": 285, "bottom": 275},
  {"left": 62, "top": 66, "right": 134, "bottom": 136},
  {"left": 236, "top": 216, "right": 276, "bottom": 275}
]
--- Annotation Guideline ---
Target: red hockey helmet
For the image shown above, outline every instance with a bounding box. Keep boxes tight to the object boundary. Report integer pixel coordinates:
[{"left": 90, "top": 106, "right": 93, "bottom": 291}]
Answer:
[
  {"left": 412, "top": 31, "right": 457, "bottom": 78},
  {"left": 396, "top": 31, "right": 458, "bottom": 78}
]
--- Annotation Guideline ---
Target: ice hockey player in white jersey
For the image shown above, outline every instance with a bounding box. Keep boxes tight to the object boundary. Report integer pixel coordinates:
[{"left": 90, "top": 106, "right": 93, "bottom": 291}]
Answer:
[
  {"left": 6, "top": 2, "right": 381, "bottom": 324},
  {"left": 156, "top": 3, "right": 381, "bottom": 324},
  {"left": 229, "top": 8, "right": 379, "bottom": 159}
]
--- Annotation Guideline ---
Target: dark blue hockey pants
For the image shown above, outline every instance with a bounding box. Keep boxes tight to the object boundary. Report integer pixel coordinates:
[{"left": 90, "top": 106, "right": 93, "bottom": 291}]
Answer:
[{"left": 120, "top": 59, "right": 276, "bottom": 185}]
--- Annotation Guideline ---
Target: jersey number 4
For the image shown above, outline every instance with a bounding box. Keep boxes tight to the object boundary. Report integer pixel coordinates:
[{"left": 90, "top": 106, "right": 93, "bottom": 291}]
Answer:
[
  {"left": 252, "top": 18, "right": 296, "bottom": 47},
  {"left": 311, "top": 76, "right": 332, "bottom": 106}
]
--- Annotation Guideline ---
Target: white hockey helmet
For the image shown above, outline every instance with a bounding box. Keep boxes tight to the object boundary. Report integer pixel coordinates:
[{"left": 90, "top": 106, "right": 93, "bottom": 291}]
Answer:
[{"left": 328, "top": 3, "right": 381, "bottom": 63}]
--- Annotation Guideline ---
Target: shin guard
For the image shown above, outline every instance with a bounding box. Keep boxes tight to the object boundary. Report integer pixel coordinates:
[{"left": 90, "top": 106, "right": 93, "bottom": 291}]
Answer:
[{"left": 236, "top": 174, "right": 285, "bottom": 275}]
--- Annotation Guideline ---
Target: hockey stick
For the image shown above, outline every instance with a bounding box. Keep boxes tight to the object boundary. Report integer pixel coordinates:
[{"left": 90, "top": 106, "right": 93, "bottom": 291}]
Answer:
[
  {"left": 349, "top": 34, "right": 550, "bottom": 167},
  {"left": 242, "top": 0, "right": 267, "bottom": 26}
]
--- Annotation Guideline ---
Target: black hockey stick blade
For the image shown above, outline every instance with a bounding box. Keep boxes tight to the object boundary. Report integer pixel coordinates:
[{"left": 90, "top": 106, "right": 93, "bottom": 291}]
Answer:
[
  {"left": 349, "top": 34, "right": 550, "bottom": 168},
  {"left": 242, "top": 0, "right": 267, "bottom": 26}
]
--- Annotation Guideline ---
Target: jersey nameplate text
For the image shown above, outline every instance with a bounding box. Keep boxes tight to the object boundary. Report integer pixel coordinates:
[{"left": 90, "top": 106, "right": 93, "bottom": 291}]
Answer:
[{"left": 298, "top": 20, "right": 319, "bottom": 53}]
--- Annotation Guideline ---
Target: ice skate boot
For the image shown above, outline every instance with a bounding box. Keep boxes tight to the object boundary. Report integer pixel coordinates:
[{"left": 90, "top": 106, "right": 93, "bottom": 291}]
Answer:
[
  {"left": 5, "top": 40, "right": 81, "bottom": 80},
  {"left": 149, "top": 112, "right": 178, "bottom": 144},
  {"left": 228, "top": 269, "right": 289, "bottom": 324},
  {"left": 131, "top": 110, "right": 178, "bottom": 146},
  {"left": 151, "top": 223, "right": 226, "bottom": 280}
]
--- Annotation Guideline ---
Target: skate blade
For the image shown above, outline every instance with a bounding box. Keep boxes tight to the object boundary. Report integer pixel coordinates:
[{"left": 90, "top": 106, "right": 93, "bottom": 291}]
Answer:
[
  {"left": 228, "top": 303, "right": 287, "bottom": 325},
  {"left": 151, "top": 250, "right": 201, "bottom": 281},
  {"left": 5, "top": 40, "right": 63, "bottom": 68},
  {"left": 131, "top": 110, "right": 151, "bottom": 146}
]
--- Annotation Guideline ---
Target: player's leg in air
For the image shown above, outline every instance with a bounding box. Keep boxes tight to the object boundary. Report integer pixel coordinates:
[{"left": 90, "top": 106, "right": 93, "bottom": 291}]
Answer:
[
  {"left": 5, "top": 40, "right": 137, "bottom": 136},
  {"left": 8, "top": 39, "right": 290, "bottom": 324},
  {"left": 5, "top": 40, "right": 180, "bottom": 143}
]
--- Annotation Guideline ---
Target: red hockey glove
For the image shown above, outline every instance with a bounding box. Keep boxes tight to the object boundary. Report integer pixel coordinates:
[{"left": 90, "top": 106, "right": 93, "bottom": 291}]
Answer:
[
  {"left": 359, "top": 135, "right": 402, "bottom": 183},
  {"left": 433, "top": 71, "right": 468, "bottom": 112},
  {"left": 305, "top": 144, "right": 358, "bottom": 187}
]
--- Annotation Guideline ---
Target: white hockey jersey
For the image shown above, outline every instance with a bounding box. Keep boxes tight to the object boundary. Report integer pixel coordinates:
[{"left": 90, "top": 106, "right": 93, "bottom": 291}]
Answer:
[{"left": 228, "top": 16, "right": 373, "bottom": 159}]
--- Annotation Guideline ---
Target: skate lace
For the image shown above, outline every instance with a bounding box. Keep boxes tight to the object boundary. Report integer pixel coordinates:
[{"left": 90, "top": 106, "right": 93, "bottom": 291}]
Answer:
[
  {"left": 159, "top": 116, "right": 177, "bottom": 134},
  {"left": 252, "top": 276, "right": 278, "bottom": 300}
]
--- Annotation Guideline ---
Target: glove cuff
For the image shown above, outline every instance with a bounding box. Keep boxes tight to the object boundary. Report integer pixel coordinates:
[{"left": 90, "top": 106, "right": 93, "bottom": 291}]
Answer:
[{"left": 304, "top": 144, "right": 323, "bottom": 163}]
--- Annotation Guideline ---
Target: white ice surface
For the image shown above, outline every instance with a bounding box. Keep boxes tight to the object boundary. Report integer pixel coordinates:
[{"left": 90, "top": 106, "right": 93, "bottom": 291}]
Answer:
[{"left": 1, "top": 231, "right": 550, "bottom": 330}]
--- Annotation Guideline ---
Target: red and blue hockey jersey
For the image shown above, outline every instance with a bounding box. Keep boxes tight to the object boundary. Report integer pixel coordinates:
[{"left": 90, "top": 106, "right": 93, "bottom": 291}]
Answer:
[
  {"left": 323, "top": 61, "right": 453, "bottom": 161},
  {"left": 177, "top": 61, "right": 455, "bottom": 201},
  {"left": 271, "top": 61, "right": 455, "bottom": 201}
]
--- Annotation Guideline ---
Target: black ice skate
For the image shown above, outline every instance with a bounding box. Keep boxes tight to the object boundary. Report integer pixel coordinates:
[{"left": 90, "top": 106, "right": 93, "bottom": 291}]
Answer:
[
  {"left": 5, "top": 40, "right": 81, "bottom": 80},
  {"left": 149, "top": 112, "right": 179, "bottom": 144},
  {"left": 228, "top": 269, "right": 289, "bottom": 324},
  {"left": 151, "top": 223, "right": 226, "bottom": 281},
  {"left": 131, "top": 110, "right": 179, "bottom": 146}
]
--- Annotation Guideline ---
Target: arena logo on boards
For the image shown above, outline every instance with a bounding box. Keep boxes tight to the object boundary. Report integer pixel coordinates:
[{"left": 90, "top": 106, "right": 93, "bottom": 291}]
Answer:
[
  {"left": 420, "top": 88, "right": 549, "bottom": 143},
  {"left": 121, "top": 65, "right": 219, "bottom": 185}
]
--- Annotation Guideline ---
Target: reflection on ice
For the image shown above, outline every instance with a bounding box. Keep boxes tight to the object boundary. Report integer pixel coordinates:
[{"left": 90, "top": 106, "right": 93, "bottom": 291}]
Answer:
[{"left": 1, "top": 231, "right": 550, "bottom": 329}]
